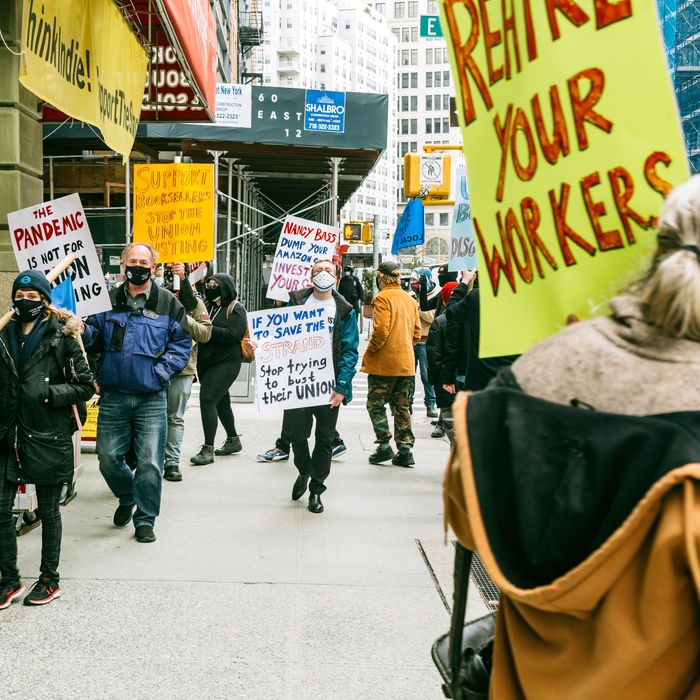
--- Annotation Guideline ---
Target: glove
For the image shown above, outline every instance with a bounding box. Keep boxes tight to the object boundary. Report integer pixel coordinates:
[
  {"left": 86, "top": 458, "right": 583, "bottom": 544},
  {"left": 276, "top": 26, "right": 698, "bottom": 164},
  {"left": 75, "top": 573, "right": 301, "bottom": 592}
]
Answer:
[{"left": 419, "top": 275, "right": 428, "bottom": 290}]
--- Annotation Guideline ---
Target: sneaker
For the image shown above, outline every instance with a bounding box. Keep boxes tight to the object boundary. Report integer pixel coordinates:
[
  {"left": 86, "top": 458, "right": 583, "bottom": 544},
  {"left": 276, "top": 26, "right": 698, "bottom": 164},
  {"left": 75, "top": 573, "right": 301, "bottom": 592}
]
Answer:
[
  {"left": 215, "top": 435, "right": 242, "bottom": 456},
  {"left": 331, "top": 441, "right": 347, "bottom": 459},
  {"left": 0, "top": 581, "right": 26, "bottom": 610},
  {"left": 164, "top": 465, "right": 182, "bottom": 482},
  {"left": 113, "top": 503, "right": 136, "bottom": 527},
  {"left": 257, "top": 447, "right": 290, "bottom": 463},
  {"left": 190, "top": 445, "right": 214, "bottom": 465},
  {"left": 426, "top": 406, "right": 439, "bottom": 418},
  {"left": 369, "top": 445, "right": 396, "bottom": 464},
  {"left": 392, "top": 450, "right": 415, "bottom": 468},
  {"left": 135, "top": 525, "right": 156, "bottom": 543},
  {"left": 431, "top": 424, "right": 446, "bottom": 439},
  {"left": 23, "top": 579, "right": 62, "bottom": 606}
]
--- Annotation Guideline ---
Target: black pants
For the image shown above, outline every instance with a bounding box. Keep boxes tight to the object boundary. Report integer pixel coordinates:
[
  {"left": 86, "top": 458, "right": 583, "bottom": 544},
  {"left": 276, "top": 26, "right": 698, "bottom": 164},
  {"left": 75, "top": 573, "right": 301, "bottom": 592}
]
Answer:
[
  {"left": 0, "top": 473, "right": 63, "bottom": 586},
  {"left": 199, "top": 360, "right": 241, "bottom": 446},
  {"left": 286, "top": 405, "right": 340, "bottom": 495},
  {"left": 276, "top": 410, "right": 342, "bottom": 453}
]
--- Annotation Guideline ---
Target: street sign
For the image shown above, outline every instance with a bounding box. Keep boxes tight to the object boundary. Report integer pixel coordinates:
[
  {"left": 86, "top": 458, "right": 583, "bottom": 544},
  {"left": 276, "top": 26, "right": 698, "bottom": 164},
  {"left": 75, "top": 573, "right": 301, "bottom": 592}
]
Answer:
[
  {"left": 420, "top": 15, "right": 443, "bottom": 38},
  {"left": 420, "top": 155, "right": 444, "bottom": 187},
  {"left": 304, "top": 90, "right": 346, "bottom": 134}
]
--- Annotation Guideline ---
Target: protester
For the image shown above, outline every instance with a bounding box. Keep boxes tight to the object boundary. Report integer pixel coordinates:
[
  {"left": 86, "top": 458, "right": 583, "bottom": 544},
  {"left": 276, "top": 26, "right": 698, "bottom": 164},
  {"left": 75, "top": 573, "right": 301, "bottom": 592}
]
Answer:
[
  {"left": 162, "top": 263, "right": 212, "bottom": 482},
  {"left": 283, "top": 260, "right": 358, "bottom": 513},
  {"left": 419, "top": 263, "right": 457, "bottom": 318},
  {"left": 362, "top": 261, "right": 421, "bottom": 467},
  {"left": 84, "top": 243, "right": 191, "bottom": 544},
  {"left": 426, "top": 280, "right": 459, "bottom": 440},
  {"left": 0, "top": 271, "right": 93, "bottom": 608},
  {"left": 410, "top": 267, "right": 438, "bottom": 417},
  {"left": 191, "top": 274, "right": 247, "bottom": 465},
  {"left": 444, "top": 177, "right": 700, "bottom": 699},
  {"left": 337, "top": 265, "right": 364, "bottom": 316}
]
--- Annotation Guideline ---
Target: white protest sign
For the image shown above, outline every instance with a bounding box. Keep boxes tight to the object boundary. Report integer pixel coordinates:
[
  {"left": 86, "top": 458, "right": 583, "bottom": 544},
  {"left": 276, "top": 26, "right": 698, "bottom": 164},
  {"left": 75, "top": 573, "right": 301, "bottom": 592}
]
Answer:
[
  {"left": 448, "top": 167, "right": 477, "bottom": 271},
  {"left": 248, "top": 306, "right": 335, "bottom": 411},
  {"left": 215, "top": 83, "right": 252, "bottom": 128},
  {"left": 267, "top": 215, "right": 340, "bottom": 302},
  {"left": 188, "top": 261, "right": 208, "bottom": 284},
  {"left": 7, "top": 193, "right": 111, "bottom": 316}
]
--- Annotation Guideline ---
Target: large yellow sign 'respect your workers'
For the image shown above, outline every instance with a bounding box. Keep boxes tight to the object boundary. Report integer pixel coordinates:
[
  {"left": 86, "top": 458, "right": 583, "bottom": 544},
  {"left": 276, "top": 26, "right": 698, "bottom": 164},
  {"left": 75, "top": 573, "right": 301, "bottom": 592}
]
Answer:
[
  {"left": 132, "top": 164, "right": 215, "bottom": 264},
  {"left": 20, "top": 0, "right": 147, "bottom": 160},
  {"left": 440, "top": 1, "right": 690, "bottom": 357}
]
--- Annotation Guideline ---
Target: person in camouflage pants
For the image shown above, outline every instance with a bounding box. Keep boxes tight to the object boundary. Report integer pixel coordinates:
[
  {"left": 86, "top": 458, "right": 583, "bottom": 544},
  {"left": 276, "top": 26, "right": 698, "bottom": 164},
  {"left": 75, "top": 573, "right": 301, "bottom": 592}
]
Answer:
[{"left": 366, "top": 376, "right": 416, "bottom": 450}]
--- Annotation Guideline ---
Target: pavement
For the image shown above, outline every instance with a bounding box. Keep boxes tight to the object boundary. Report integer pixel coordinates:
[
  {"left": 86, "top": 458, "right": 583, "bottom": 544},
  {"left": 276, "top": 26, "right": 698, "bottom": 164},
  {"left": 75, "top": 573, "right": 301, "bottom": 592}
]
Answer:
[{"left": 3, "top": 343, "right": 488, "bottom": 699}]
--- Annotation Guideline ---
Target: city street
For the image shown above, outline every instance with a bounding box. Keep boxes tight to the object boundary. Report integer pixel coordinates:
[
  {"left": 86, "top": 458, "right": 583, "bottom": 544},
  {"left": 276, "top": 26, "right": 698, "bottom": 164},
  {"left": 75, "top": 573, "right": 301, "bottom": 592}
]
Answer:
[{"left": 2, "top": 348, "right": 486, "bottom": 699}]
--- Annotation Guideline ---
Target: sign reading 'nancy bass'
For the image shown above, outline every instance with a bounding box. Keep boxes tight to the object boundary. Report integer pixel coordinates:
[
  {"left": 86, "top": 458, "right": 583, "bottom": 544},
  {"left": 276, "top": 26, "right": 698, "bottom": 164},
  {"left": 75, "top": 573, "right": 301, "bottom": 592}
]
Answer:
[
  {"left": 267, "top": 216, "right": 340, "bottom": 303},
  {"left": 132, "top": 163, "right": 215, "bottom": 264},
  {"left": 440, "top": 0, "right": 689, "bottom": 357},
  {"left": 7, "top": 194, "right": 111, "bottom": 317},
  {"left": 248, "top": 307, "right": 336, "bottom": 412},
  {"left": 304, "top": 90, "right": 346, "bottom": 134}
]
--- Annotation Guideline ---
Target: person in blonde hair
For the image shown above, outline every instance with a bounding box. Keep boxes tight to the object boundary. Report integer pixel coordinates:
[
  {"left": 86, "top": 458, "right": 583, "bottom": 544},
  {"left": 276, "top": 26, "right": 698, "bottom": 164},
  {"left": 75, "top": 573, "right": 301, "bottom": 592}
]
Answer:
[
  {"left": 0, "top": 270, "right": 93, "bottom": 609},
  {"left": 443, "top": 177, "right": 700, "bottom": 699}
]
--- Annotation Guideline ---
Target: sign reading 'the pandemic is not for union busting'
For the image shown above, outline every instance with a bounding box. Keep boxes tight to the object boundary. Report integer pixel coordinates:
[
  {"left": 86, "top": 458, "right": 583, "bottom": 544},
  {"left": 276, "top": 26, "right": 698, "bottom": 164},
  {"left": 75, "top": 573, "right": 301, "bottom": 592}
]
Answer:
[{"left": 440, "top": 1, "right": 689, "bottom": 357}]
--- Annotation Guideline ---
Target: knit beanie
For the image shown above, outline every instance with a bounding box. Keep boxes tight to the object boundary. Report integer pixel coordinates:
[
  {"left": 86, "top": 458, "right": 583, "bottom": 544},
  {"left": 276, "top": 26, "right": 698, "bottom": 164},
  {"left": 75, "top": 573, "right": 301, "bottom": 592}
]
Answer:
[
  {"left": 441, "top": 281, "right": 459, "bottom": 304},
  {"left": 12, "top": 269, "right": 52, "bottom": 301}
]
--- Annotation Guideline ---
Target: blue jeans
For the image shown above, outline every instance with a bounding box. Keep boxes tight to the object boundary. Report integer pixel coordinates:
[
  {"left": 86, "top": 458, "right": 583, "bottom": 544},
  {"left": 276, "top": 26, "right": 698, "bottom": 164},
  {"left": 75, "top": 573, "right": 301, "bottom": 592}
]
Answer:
[
  {"left": 165, "top": 375, "right": 194, "bottom": 468},
  {"left": 97, "top": 390, "right": 167, "bottom": 528},
  {"left": 414, "top": 342, "right": 436, "bottom": 408}
]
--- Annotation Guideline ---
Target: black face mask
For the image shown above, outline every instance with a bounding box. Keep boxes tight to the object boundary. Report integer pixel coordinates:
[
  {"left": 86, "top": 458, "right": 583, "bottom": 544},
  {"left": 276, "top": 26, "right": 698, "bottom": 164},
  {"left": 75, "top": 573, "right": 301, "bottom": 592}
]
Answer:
[
  {"left": 125, "top": 265, "right": 152, "bottom": 286},
  {"left": 205, "top": 286, "right": 221, "bottom": 302},
  {"left": 14, "top": 299, "right": 44, "bottom": 323}
]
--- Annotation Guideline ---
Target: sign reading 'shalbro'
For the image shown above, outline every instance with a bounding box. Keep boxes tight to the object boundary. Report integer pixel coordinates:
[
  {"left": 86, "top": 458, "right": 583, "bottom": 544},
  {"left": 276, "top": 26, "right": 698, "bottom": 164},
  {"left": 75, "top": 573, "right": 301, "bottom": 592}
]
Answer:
[
  {"left": 440, "top": 0, "right": 690, "bottom": 357},
  {"left": 304, "top": 90, "right": 346, "bottom": 133}
]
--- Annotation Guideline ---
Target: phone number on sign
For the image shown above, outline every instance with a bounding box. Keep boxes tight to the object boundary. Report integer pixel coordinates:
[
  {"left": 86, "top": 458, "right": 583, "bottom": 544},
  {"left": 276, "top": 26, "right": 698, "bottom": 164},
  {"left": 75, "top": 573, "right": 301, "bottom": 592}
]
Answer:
[{"left": 307, "top": 122, "right": 342, "bottom": 132}]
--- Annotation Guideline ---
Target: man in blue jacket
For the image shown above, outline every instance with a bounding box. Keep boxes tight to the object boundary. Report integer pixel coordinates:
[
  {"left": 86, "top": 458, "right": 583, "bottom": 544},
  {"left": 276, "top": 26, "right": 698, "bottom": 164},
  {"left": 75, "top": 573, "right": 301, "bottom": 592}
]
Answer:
[
  {"left": 84, "top": 243, "right": 191, "bottom": 543},
  {"left": 287, "top": 260, "right": 359, "bottom": 514}
]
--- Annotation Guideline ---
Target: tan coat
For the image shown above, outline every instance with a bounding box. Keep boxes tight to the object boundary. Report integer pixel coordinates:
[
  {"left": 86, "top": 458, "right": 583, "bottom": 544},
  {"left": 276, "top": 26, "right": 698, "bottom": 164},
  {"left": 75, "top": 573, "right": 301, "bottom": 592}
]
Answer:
[
  {"left": 180, "top": 296, "right": 212, "bottom": 376},
  {"left": 361, "top": 282, "right": 421, "bottom": 376}
]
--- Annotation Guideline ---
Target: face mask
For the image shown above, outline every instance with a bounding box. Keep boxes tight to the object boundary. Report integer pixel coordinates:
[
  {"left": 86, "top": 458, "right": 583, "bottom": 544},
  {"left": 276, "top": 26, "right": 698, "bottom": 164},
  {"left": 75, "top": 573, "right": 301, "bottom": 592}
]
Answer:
[
  {"left": 312, "top": 270, "right": 336, "bottom": 292},
  {"left": 410, "top": 282, "right": 420, "bottom": 293},
  {"left": 125, "top": 265, "right": 152, "bottom": 286},
  {"left": 205, "top": 286, "right": 221, "bottom": 302},
  {"left": 154, "top": 276, "right": 164, "bottom": 287},
  {"left": 14, "top": 298, "right": 43, "bottom": 323}
]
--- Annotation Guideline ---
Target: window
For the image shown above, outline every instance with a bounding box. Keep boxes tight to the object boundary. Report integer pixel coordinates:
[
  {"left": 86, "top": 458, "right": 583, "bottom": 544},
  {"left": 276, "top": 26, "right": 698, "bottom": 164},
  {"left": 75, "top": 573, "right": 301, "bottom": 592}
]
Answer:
[
  {"left": 440, "top": 213, "right": 449, "bottom": 226},
  {"left": 392, "top": 28, "right": 400, "bottom": 40},
  {"left": 320, "top": 48, "right": 326, "bottom": 55},
  {"left": 410, "top": 118, "right": 417, "bottom": 134},
  {"left": 402, "top": 27, "right": 410, "bottom": 42},
  {"left": 411, "top": 141, "right": 418, "bottom": 151},
  {"left": 401, "top": 95, "right": 409, "bottom": 111},
  {"left": 426, "top": 94, "right": 433, "bottom": 110},
  {"left": 425, "top": 213, "right": 435, "bottom": 226},
  {"left": 400, "top": 141, "right": 410, "bottom": 156},
  {"left": 401, "top": 49, "right": 410, "bottom": 65},
  {"left": 426, "top": 72, "right": 433, "bottom": 88},
  {"left": 408, "top": 1, "right": 418, "bottom": 17},
  {"left": 425, "top": 118, "right": 432, "bottom": 134},
  {"left": 376, "top": 3, "right": 385, "bottom": 13},
  {"left": 394, "top": 1, "right": 404, "bottom": 18},
  {"left": 410, "top": 95, "right": 417, "bottom": 111},
  {"left": 411, "top": 49, "right": 418, "bottom": 65},
  {"left": 401, "top": 119, "right": 409, "bottom": 134},
  {"left": 401, "top": 73, "right": 409, "bottom": 88},
  {"left": 435, "top": 71, "right": 442, "bottom": 87},
  {"left": 443, "top": 118, "right": 450, "bottom": 132},
  {"left": 426, "top": 48, "right": 433, "bottom": 64},
  {"left": 433, "top": 94, "right": 440, "bottom": 110},
  {"left": 434, "top": 118, "right": 441, "bottom": 133},
  {"left": 444, "top": 71, "right": 450, "bottom": 86},
  {"left": 411, "top": 27, "right": 418, "bottom": 41},
  {"left": 410, "top": 72, "right": 418, "bottom": 88},
  {"left": 320, "top": 64, "right": 326, "bottom": 73},
  {"left": 427, "top": 0, "right": 437, "bottom": 11}
]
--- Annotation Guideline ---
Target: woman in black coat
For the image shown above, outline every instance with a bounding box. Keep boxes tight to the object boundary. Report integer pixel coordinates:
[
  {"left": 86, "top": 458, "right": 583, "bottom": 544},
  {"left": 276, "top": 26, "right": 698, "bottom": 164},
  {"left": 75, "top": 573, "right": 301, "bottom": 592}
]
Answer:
[
  {"left": 0, "top": 270, "right": 93, "bottom": 609},
  {"left": 190, "top": 273, "right": 247, "bottom": 465}
]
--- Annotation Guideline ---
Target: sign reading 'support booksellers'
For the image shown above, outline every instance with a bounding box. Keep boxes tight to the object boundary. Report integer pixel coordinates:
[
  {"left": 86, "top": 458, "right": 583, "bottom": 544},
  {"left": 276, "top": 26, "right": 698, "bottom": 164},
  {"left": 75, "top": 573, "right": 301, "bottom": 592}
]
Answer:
[
  {"left": 440, "top": 1, "right": 689, "bottom": 357},
  {"left": 248, "top": 307, "right": 335, "bottom": 412}
]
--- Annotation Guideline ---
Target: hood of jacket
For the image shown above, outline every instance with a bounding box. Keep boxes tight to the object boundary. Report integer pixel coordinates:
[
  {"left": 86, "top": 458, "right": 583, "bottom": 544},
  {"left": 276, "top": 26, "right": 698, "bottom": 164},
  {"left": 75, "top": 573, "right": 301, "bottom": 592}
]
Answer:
[{"left": 208, "top": 273, "right": 238, "bottom": 306}]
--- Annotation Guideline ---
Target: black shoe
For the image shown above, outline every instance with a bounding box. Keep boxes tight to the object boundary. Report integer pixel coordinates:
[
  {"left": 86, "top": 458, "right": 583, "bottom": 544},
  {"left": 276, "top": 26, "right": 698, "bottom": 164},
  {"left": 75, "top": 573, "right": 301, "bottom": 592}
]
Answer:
[
  {"left": 113, "top": 503, "right": 135, "bottom": 527},
  {"left": 23, "top": 579, "right": 61, "bottom": 606},
  {"left": 331, "top": 441, "right": 347, "bottom": 459},
  {"left": 135, "top": 525, "right": 156, "bottom": 543},
  {"left": 431, "top": 424, "right": 446, "bottom": 439},
  {"left": 164, "top": 465, "right": 183, "bottom": 482},
  {"left": 0, "top": 580, "right": 26, "bottom": 610},
  {"left": 369, "top": 445, "right": 396, "bottom": 464},
  {"left": 308, "top": 493, "right": 324, "bottom": 513},
  {"left": 426, "top": 406, "right": 439, "bottom": 418},
  {"left": 190, "top": 445, "right": 214, "bottom": 465},
  {"left": 392, "top": 451, "right": 415, "bottom": 468},
  {"left": 215, "top": 435, "right": 242, "bottom": 455},
  {"left": 292, "top": 474, "right": 309, "bottom": 501}
]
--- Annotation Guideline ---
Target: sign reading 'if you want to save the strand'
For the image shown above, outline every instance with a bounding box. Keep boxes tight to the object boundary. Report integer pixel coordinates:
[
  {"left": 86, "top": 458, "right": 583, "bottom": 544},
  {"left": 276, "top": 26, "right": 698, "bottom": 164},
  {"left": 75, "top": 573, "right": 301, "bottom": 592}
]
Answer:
[{"left": 440, "top": 0, "right": 689, "bottom": 357}]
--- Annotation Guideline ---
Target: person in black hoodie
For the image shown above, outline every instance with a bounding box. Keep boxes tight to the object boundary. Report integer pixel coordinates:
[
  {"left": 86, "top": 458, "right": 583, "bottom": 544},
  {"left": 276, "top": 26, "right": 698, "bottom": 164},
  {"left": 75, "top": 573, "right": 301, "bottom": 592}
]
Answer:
[
  {"left": 190, "top": 273, "right": 247, "bottom": 465},
  {"left": 0, "top": 270, "right": 93, "bottom": 610}
]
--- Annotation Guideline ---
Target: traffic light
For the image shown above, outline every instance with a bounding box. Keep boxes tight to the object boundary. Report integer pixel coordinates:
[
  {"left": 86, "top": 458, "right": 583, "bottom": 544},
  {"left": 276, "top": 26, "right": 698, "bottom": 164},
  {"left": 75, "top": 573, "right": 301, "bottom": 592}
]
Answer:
[
  {"left": 343, "top": 221, "right": 373, "bottom": 244},
  {"left": 403, "top": 153, "right": 451, "bottom": 199}
]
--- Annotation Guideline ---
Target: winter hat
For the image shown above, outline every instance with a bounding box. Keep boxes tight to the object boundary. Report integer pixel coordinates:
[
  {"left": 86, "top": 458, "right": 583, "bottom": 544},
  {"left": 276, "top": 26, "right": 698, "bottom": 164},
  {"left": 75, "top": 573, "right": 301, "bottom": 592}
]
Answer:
[
  {"left": 12, "top": 269, "right": 52, "bottom": 301},
  {"left": 437, "top": 264, "right": 458, "bottom": 284},
  {"left": 410, "top": 266, "right": 432, "bottom": 282},
  {"left": 441, "top": 281, "right": 458, "bottom": 304},
  {"left": 378, "top": 261, "right": 400, "bottom": 276}
]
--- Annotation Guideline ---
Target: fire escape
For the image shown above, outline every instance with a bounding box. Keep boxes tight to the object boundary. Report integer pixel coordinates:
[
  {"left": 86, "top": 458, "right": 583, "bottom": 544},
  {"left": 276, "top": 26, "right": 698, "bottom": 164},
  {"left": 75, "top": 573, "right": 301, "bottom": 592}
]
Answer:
[{"left": 239, "top": 1, "right": 264, "bottom": 85}]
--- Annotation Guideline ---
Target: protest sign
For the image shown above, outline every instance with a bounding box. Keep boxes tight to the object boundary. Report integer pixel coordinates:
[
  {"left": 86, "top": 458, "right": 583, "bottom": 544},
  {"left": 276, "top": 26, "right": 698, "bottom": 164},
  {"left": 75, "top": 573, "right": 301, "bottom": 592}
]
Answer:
[
  {"left": 248, "top": 306, "right": 335, "bottom": 411},
  {"left": 392, "top": 198, "right": 425, "bottom": 255},
  {"left": 441, "top": 1, "right": 689, "bottom": 356},
  {"left": 449, "top": 167, "right": 477, "bottom": 271},
  {"left": 267, "top": 215, "right": 340, "bottom": 302},
  {"left": 133, "top": 164, "right": 215, "bottom": 263},
  {"left": 7, "top": 194, "right": 111, "bottom": 316},
  {"left": 188, "top": 261, "right": 208, "bottom": 284}
]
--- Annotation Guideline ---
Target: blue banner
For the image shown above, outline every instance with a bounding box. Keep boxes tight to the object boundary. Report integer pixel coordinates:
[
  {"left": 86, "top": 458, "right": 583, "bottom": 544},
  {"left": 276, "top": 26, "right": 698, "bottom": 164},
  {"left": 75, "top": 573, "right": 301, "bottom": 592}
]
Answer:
[
  {"left": 304, "top": 90, "right": 346, "bottom": 134},
  {"left": 392, "top": 198, "right": 425, "bottom": 255},
  {"left": 51, "top": 275, "right": 77, "bottom": 314}
]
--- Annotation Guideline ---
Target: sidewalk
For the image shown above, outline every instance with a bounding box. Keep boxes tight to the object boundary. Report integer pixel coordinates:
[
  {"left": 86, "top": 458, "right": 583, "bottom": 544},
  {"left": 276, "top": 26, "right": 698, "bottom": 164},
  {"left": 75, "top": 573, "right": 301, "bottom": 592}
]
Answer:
[{"left": 3, "top": 367, "right": 468, "bottom": 699}]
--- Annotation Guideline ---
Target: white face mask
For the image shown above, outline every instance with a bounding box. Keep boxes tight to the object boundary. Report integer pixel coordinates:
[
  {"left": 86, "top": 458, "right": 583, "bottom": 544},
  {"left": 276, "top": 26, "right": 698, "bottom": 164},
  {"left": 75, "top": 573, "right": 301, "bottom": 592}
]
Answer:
[{"left": 312, "top": 270, "right": 336, "bottom": 292}]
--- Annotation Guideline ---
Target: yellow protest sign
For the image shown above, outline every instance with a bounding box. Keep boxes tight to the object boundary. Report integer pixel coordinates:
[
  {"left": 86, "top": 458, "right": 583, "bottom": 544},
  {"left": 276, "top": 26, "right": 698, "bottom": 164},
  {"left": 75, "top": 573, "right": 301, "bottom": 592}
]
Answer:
[
  {"left": 132, "top": 164, "right": 215, "bottom": 263},
  {"left": 440, "top": 1, "right": 690, "bottom": 357},
  {"left": 19, "top": 0, "right": 147, "bottom": 161}
]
